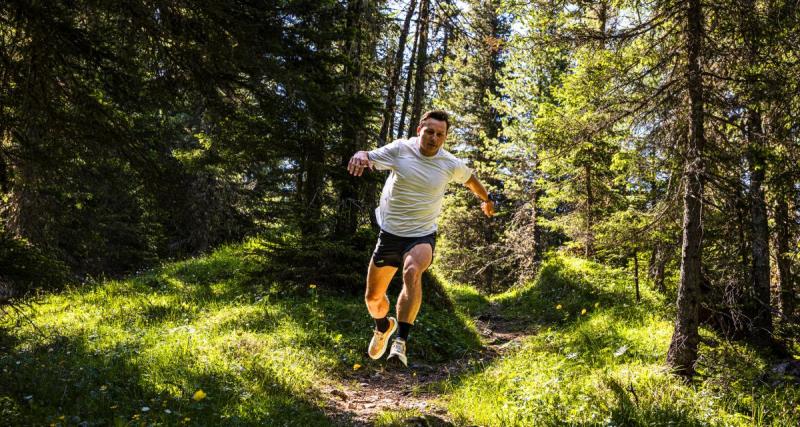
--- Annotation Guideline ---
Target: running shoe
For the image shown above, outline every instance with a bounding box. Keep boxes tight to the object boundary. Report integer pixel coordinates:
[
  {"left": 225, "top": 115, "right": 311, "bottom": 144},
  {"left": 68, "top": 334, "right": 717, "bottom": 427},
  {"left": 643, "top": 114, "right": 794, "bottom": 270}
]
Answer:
[
  {"left": 387, "top": 338, "right": 407, "bottom": 367},
  {"left": 368, "top": 317, "right": 397, "bottom": 359}
]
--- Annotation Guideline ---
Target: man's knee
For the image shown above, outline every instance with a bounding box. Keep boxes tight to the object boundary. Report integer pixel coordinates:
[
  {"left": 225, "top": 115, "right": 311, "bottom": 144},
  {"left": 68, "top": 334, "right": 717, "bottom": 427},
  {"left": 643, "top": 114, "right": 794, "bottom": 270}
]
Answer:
[
  {"left": 403, "top": 263, "right": 421, "bottom": 280},
  {"left": 365, "top": 291, "right": 387, "bottom": 307}
]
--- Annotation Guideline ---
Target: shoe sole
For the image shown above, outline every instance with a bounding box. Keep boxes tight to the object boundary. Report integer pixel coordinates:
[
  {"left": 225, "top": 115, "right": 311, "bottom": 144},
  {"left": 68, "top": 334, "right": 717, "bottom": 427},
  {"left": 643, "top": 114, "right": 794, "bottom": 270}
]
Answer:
[
  {"left": 369, "top": 318, "right": 397, "bottom": 360},
  {"left": 387, "top": 353, "right": 407, "bottom": 368}
]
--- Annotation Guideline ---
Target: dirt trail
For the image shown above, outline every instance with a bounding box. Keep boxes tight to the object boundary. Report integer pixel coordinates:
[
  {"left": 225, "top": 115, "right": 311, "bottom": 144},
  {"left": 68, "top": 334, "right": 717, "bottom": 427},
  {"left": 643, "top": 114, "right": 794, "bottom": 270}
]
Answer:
[{"left": 320, "top": 314, "right": 532, "bottom": 426}]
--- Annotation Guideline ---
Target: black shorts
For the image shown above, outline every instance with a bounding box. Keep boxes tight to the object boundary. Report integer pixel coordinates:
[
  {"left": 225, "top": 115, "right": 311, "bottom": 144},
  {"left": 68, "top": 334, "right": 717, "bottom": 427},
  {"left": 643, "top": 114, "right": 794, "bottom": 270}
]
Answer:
[{"left": 371, "top": 229, "right": 436, "bottom": 269}]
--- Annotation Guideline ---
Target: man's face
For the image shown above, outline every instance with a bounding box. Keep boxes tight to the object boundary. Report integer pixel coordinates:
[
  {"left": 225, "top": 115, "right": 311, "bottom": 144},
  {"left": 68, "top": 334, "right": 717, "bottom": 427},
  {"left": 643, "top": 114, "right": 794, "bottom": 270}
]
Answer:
[{"left": 416, "top": 118, "right": 448, "bottom": 156}]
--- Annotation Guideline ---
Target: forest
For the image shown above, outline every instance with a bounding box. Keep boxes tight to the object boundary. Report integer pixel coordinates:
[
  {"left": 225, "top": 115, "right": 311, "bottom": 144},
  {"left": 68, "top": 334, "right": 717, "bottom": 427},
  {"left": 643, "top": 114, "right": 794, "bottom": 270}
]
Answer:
[{"left": 1, "top": 0, "right": 798, "bottom": 425}]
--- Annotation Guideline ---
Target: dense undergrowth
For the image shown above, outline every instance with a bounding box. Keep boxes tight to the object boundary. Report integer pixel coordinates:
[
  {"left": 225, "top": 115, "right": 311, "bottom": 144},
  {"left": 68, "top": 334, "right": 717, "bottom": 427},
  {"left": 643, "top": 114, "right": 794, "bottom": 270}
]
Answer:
[{"left": 0, "top": 241, "right": 797, "bottom": 426}]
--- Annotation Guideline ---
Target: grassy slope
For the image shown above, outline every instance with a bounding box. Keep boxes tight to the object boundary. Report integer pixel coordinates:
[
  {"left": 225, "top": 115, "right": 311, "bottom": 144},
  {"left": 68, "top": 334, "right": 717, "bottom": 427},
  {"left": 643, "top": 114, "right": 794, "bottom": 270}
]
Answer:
[
  {"left": 441, "top": 256, "right": 800, "bottom": 426},
  {"left": 1, "top": 242, "right": 798, "bottom": 426},
  {"left": 0, "top": 238, "right": 480, "bottom": 426}
]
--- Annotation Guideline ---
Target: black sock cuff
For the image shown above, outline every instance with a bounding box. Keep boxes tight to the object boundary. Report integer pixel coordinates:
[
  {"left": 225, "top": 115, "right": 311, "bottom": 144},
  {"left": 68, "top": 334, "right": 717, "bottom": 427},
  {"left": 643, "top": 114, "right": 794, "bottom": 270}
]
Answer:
[
  {"left": 398, "top": 321, "right": 412, "bottom": 341},
  {"left": 374, "top": 316, "right": 390, "bottom": 333}
]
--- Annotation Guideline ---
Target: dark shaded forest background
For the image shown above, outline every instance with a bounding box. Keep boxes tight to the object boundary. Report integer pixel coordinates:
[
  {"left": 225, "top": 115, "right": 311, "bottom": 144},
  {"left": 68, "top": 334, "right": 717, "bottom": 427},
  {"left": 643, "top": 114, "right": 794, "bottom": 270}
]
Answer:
[{"left": 1, "top": 0, "right": 798, "bottom": 378}]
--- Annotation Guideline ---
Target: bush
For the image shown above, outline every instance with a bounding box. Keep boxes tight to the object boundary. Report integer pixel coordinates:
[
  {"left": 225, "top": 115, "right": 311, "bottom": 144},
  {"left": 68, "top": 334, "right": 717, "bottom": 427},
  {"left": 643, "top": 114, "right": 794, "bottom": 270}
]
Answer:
[{"left": 0, "top": 231, "right": 70, "bottom": 304}]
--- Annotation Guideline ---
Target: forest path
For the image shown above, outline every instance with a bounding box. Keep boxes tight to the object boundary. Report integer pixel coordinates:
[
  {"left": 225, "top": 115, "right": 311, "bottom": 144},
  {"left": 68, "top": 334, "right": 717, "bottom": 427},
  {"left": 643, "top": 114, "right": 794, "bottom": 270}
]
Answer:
[{"left": 320, "top": 311, "right": 534, "bottom": 426}]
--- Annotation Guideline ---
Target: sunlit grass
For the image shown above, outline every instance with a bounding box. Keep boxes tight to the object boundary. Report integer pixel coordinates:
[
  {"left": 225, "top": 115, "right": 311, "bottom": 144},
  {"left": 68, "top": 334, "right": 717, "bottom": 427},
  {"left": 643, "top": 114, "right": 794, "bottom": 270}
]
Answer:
[
  {"left": 0, "top": 238, "right": 481, "bottom": 425},
  {"left": 1, "top": 244, "right": 797, "bottom": 425},
  {"left": 442, "top": 255, "right": 800, "bottom": 426}
]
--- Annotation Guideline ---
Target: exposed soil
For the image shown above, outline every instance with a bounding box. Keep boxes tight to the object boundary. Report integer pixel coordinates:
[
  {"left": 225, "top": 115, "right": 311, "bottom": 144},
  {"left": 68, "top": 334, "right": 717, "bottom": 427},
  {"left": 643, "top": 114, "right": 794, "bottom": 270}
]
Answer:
[{"left": 319, "top": 312, "right": 534, "bottom": 426}]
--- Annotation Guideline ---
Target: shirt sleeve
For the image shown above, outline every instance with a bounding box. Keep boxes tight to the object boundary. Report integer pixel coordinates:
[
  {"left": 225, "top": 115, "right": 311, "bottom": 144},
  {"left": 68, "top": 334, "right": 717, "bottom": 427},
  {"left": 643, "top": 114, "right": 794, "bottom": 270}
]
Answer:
[
  {"left": 367, "top": 140, "right": 401, "bottom": 171},
  {"left": 451, "top": 158, "right": 473, "bottom": 184}
]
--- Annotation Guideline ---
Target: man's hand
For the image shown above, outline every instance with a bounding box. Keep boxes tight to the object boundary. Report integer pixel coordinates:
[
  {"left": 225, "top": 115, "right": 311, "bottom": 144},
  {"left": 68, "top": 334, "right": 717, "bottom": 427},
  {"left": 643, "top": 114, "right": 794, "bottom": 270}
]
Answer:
[
  {"left": 347, "top": 151, "right": 373, "bottom": 176},
  {"left": 481, "top": 200, "right": 495, "bottom": 217}
]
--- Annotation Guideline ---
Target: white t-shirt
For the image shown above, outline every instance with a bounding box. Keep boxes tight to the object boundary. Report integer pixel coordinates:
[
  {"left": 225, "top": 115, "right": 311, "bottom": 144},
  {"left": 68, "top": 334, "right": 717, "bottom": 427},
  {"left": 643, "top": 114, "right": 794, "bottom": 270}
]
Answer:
[{"left": 368, "top": 137, "right": 473, "bottom": 237}]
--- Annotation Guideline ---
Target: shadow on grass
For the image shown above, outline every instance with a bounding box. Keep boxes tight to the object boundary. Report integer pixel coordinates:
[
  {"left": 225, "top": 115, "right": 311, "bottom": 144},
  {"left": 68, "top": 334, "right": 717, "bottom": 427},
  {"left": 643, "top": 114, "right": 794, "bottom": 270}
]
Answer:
[
  {"left": 492, "top": 257, "right": 664, "bottom": 330},
  {"left": 0, "top": 331, "right": 334, "bottom": 426},
  {"left": 416, "top": 256, "right": 712, "bottom": 426},
  {"left": 1, "top": 239, "right": 486, "bottom": 426},
  {"left": 601, "top": 378, "right": 708, "bottom": 427}
]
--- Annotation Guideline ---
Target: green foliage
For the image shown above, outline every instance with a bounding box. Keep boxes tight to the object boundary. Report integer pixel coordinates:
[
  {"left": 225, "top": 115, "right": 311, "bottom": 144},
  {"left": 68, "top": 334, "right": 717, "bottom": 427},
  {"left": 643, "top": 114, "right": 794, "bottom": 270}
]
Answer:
[
  {"left": 0, "top": 237, "right": 481, "bottom": 425},
  {"left": 437, "top": 191, "right": 517, "bottom": 292},
  {"left": 0, "top": 230, "right": 70, "bottom": 299},
  {"left": 443, "top": 255, "right": 800, "bottom": 426},
  {"left": 494, "top": 255, "right": 657, "bottom": 324},
  {"left": 243, "top": 229, "right": 375, "bottom": 293},
  {"left": 433, "top": 0, "right": 523, "bottom": 291},
  {"left": 441, "top": 280, "right": 491, "bottom": 318},
  {"left": 1, "top": 242, "right": 797, "bottom": 425},
  {"left": 1, "top": 0, "right": 381, "bottom": 279}
]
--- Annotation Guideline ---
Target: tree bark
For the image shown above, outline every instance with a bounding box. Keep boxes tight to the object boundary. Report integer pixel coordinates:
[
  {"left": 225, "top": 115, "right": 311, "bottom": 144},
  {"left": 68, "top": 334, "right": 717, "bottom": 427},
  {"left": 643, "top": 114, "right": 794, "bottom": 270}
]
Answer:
[
  {"left": 397, "top": 23, "right": 419, "bottom": 140},
  {"left": 335, "top": 0, "right": 370, "bottom": 238},
  {"left": 634, "top": 253, "right": 641, "bottom": 302},
  {"left": 378, "top": 0, "right": 417, "bottom": 143},
  {"left": 745, "top": 110, "right": 773, "bottom": 344},
  {"left": 300, "top": 137, "right": 325, "bottom": 237},
  {"left": 774, "top": 194, "right": 795, "bottom": 319},
  {"left": 667, "top": 0, "right": 705, "bottom": 379},
  {"left": 649, "top": 244, "right": 670, "bottom": 293},
  {"left": 742, "top": 0, "right": 773, "bottom": 345},
  {"left": 584, "top": 163, "right": 594, "bottom": 258},
  {"left": 407, "top": 0, "right": 430, "bottom": 137}
]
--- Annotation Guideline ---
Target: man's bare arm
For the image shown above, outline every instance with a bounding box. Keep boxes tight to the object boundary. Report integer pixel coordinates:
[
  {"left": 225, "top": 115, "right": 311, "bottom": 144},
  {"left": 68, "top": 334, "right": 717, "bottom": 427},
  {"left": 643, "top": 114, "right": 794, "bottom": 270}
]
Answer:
[
  {"left": 347, "top": 151, "right": 373, "bottom": 176},
  {"left": 464, "top": 174, "right": 495, "bottom": 217}
]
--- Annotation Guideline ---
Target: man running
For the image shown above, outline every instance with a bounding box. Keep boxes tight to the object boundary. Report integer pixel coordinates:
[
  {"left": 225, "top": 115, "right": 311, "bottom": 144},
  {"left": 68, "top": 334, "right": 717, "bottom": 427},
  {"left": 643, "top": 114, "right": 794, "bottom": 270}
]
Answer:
[{"left": 347, "top": 110, "right": 494, "bottom": 367}]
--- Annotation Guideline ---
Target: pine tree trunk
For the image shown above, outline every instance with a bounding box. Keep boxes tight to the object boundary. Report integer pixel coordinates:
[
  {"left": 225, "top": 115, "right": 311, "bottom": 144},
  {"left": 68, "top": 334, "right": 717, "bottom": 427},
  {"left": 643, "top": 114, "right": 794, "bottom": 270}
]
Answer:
[
  {"left": 533, "top": 187, "right": 543, "bottom": 262},
  {"left": 634, "top": 253, "right": 641, "bottom": 302},
  {"left": 745, "top": 110, "right": 773, "bottom": 344},
  {"left": 300, "top": 139, "right": 325, "bottom": 237},
  {"left": 649, "top": 244, "right": 670, "bottom": 293},
  {"left": 667, "top": 0, "right": 705, "bottom": 379},
  {"left": 379, "top": 0, "right": 417, "bottom": 143},
  {"left": 336, "top": 0, "right": 369, "bottom": 238},
  {"left": 397, "top": 25, "right": 419, "bottom": 140},
  {"left": 407, "top": 0, "right": 429, "bottom": 137},
  {"left": 742, "top": 0, "right": 773, "bottom": 344},
  {"left": 0, "top": 145, "right": 8, "bottom": 194},
  {"left": 584, "top": 163, "right": 594, "bottom": 258},
  {"left": 774, "top": 194, "right": 795, "bottom": 319}
]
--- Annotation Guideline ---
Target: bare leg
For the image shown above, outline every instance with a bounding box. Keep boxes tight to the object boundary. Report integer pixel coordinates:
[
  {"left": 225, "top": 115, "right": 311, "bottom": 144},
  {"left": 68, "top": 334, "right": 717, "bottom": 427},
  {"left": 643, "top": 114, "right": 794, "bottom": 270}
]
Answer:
[
  {"left": 396, "top": 244, "right": 433, "bottom": 324},
  {"left": 365, "top": 259, "right": 398, "bottom": 318}
]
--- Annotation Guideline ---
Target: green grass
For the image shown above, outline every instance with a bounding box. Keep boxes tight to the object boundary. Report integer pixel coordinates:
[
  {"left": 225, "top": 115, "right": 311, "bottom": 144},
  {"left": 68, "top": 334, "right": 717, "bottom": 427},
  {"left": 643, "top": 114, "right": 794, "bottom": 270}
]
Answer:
[
  {"left": 1, "top": 244, "right": 798, "bottom": 426},
  {"left": 0, "top": 238, "right": 481, "bottom": 426},
  {"left": 440, "top": 256, "right": 800, "bottom": 426}
]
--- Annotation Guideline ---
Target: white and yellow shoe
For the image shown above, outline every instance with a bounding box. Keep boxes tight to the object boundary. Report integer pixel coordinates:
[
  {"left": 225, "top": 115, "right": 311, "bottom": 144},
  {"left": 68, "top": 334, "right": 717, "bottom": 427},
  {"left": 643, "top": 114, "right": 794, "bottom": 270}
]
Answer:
[
  {"left": 387, "top": 338, "right": 408, "bottom": 367},
  {"left": 368, "top": 317, "right": 397, "bottom": 359}
]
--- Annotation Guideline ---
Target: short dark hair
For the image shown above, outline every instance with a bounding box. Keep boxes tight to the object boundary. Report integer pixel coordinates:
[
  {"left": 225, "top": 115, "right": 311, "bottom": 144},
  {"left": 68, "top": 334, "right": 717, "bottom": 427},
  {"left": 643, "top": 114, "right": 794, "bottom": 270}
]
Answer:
[{"left": 419, "top": 110, "right": 451, "bottom": 131}]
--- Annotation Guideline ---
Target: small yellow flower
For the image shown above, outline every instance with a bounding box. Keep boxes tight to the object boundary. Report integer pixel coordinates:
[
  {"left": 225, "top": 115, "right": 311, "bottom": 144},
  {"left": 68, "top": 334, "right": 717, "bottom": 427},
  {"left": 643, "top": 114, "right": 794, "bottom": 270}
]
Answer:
[
  {"left": 309, "top": 284, "right": 317, "bottom": 289},
  {"left": 192, "top": 389, "right": 207, "bottom": 401},
  {"left": 556, "top": 304, "right": 562, "bottom": 310},
  {"left": 581, "top": 308, "right": 587, "bottom": 315},
  {"left": 353, "top": 363, "right": 361, "bottom": 370},
  {"left": 594, "top": 302, "right": 600, "bottom": 308}
]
